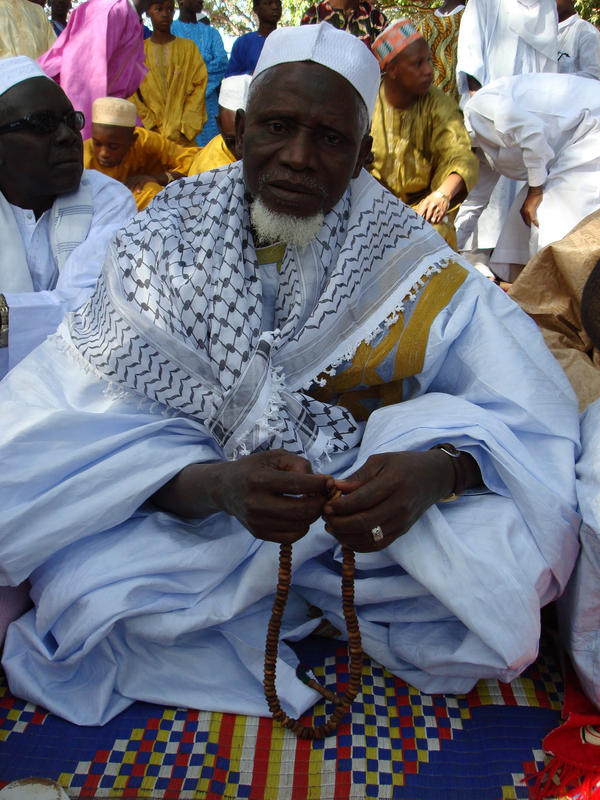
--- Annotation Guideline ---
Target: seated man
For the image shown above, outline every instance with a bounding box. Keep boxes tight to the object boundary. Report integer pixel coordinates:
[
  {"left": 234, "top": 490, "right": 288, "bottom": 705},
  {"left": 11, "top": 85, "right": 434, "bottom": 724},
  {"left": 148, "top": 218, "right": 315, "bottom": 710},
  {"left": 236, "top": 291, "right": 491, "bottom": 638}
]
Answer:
[
  {"left": 0, "top": 24, "right": 580, "bottom": 726},
  {"left": 464, "top": 72, "right": 600, "bottom": 281},
  {"left": 369, "top": 20, "right": 478, "bottom": 249},
  {"left": 188, "top": 74, "right": 251, "bottom": 174},
  {"left": 0, "top": 56, "right": 136, "bottom": 379},
  {"left": 84, "top": 97, "right": 198, "bottom": 210}
]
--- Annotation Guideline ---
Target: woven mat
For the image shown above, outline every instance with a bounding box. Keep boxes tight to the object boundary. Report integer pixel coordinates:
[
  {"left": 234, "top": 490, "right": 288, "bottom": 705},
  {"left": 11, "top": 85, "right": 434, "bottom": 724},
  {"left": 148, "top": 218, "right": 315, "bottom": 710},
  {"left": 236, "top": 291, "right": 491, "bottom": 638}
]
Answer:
[{"left": 0, "top": 636, "right": 563, "bottom": 800}]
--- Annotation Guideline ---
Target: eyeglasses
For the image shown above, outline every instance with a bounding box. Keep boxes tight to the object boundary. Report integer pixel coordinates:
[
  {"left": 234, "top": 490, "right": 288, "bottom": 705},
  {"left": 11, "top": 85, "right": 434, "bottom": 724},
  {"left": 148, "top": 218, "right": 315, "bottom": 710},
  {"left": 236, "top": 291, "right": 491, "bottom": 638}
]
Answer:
[{"left": 0, "top": 110, "right": 85, "bottom": 136}]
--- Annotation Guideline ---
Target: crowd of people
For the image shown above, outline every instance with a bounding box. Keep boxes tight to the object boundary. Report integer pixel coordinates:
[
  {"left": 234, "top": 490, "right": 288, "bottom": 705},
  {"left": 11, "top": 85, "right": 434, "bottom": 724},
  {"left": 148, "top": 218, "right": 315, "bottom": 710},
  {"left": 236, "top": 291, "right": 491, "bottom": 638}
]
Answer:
[{"left": 0, "top": 0, "right": 600, "bottom": 793}]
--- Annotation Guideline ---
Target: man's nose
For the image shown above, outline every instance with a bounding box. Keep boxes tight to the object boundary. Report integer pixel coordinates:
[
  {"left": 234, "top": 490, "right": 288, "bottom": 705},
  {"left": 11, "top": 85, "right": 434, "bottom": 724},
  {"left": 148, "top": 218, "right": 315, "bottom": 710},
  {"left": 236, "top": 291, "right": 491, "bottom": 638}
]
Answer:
[
  {"left": 54, "top": 120, "right": 79, "bottom": 143},
  {"left": 280, "top": 129, "right": 314, "bottom": 171}
]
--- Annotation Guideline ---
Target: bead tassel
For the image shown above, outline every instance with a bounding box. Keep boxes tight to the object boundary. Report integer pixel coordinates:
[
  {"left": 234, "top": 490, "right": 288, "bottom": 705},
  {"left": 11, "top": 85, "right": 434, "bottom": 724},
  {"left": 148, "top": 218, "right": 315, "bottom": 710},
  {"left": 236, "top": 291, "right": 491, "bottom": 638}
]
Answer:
[{"left": 264, "top": 541, "right": 363, "bottom": 739}]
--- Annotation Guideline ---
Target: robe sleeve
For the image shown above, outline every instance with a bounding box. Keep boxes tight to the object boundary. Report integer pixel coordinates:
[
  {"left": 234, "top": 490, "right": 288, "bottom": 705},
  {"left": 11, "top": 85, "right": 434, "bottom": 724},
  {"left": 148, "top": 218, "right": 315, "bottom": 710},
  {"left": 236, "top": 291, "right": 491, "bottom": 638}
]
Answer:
[
  {"left": 428, "top": 91, "right": 479, "bottom": 201},
  {"left": 2, "top": 172, "right": 137, "bottom": 373},
  {"left": 456, "top": 0, "right": 488, "bottom": 97},
  {"left": 180, "top": 45, "right": 208, "bottom": 142}
]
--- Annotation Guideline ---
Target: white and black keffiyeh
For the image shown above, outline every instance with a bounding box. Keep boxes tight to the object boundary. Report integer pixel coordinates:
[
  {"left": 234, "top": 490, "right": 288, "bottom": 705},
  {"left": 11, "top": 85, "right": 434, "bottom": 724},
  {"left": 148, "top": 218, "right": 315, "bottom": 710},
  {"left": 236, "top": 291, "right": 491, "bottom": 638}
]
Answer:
[{"left": 68, "top": 162, "right": 452, "bottom": 461}]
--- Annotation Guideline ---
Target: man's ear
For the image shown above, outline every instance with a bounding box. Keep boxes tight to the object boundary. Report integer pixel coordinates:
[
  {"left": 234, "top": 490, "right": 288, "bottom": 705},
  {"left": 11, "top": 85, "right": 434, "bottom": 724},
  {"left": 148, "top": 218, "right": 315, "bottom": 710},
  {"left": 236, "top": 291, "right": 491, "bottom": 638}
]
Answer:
[
  {"left": 234, "top": 109, "right": 245, "bottom": 158},
  {"left": 352, "top": 133, "right": 373, "bottom": 178}
]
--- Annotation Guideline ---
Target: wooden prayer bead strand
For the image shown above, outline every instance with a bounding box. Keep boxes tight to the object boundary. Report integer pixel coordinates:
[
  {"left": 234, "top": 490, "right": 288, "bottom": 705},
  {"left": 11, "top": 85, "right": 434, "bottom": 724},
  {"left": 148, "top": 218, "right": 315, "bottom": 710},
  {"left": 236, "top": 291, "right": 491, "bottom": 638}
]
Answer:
[{"left": 263, "top": 539, "right": 364, "bottom": 740}]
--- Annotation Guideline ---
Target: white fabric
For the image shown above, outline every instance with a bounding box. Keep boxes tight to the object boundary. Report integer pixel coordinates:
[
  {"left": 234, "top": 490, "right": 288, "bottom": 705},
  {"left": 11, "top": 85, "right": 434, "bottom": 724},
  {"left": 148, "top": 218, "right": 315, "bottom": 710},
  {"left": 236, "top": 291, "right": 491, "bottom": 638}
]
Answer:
[
  {"left": 252, "top": 23, "right": 380, "bottom": 121},
  {"left": 0, "top": 55, "right": 49, "bottom": 96},
  {"left": 0, "top": 167, "right": 581, "bottom": 724},
  {"left": 557, "top": 14, "right": 600, "bottom": 81},
  {"left": 0, "top": 170, "right": 136, "bottom": 379},
  {"left": 454, "top": 0, "right": 558, "bottom": 251},
  {"left": 456, "top": 0, "right": 558, "bottom": 101},
  {"left": 559, "top": 399, "right": 600, "bottom": 710},
  {"left": 68, "top": 164, "right": 453, "bottom": 462},
  {"left": 463, "top": 73, "right": 600, "bottom": 274},
  {"left": 218, "top": 74, "right": 251, "bottom": 111}
]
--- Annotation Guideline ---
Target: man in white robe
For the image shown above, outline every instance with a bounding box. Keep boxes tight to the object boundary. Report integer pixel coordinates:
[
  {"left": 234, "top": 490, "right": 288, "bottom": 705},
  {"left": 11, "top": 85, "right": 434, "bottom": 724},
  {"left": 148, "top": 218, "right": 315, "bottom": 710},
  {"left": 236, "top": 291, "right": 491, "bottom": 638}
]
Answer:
[
  {"left": 0, "top": 56, "right": 137, "bottom": 379},
  {"left": 463, "top": 73, "right": 600, "bottom": 279},
  {"left": 454, "top": 0, "right": 559, "bottom": 263},
  {"left": 0, "top": 24, "right": 581, "bottom": 726},
  {"left": 557, "top": 0, "right": 600, "bottom": 80}
]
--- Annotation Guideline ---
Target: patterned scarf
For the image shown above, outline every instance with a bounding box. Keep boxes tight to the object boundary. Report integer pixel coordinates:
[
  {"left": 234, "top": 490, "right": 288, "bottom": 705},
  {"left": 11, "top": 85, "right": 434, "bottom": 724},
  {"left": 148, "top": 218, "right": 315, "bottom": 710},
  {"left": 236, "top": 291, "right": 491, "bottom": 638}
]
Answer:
[{"left": 68, "top": 162, "right": 451, "bottom": 462}]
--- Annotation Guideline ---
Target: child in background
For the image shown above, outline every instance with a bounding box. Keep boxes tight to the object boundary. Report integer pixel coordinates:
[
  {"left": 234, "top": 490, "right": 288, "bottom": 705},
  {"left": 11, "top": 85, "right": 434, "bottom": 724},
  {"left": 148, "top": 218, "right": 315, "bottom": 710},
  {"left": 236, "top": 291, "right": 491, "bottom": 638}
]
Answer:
[
  {"left": 132, "top": 0, "right": 208, "bottom": 145},
  {"left": 84, "top": 97, "right": 198, "bottom": 210}
]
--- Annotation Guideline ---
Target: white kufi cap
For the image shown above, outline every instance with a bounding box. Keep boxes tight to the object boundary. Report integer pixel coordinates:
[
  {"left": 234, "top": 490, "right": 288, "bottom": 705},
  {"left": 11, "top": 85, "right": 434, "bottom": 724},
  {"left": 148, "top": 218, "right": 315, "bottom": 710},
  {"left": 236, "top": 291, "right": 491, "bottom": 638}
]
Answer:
[
  {"left": 218, "top": 74, "right": 252, "bottom": 112},
  {"left": 251, "top": 22, "right": 380, "bottom": 121},
  {"left": 0, "top": 55, "right": 51, "bottom": 97},
  {"left": 92, "top": 96, "right": 137, "bottom": 127}
]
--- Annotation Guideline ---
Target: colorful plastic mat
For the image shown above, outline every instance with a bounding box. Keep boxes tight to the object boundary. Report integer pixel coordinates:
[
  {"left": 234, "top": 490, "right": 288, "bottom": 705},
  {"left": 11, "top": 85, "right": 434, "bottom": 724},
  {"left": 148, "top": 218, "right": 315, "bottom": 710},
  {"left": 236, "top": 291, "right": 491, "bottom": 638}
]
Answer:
[{"left": 0, "top": 636, "right": 563, "bottom": 799}]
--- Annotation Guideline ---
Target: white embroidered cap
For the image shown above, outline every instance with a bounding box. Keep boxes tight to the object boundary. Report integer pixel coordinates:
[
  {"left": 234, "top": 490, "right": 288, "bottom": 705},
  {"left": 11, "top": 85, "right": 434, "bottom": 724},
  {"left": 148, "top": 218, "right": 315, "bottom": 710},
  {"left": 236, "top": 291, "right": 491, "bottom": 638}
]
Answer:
[
  {"left": 0, "top": 55, "right": 51, "bottom": 97},
  {"left": 251, "top": 22, "right": 381, "bottom": 121},
  {"left": 218, "top": 74, "right": 252, "bottom": 112},
  {"left": 92, "top": 96, "right": 137, "bottom": 127}
]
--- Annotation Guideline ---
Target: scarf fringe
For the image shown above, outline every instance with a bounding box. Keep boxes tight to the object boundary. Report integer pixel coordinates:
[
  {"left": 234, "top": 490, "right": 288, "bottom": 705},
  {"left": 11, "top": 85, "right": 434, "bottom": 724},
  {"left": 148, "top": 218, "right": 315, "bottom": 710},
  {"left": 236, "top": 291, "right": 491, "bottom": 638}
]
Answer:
[
  {"left": 52, "top": 328, "right": 179, "bottom": 419},
  {"left": 525, "top": 756, "right": 600, "bottom": 799},
  {"left": 309, "top": 256, "right": 451, "bottom": 390}
]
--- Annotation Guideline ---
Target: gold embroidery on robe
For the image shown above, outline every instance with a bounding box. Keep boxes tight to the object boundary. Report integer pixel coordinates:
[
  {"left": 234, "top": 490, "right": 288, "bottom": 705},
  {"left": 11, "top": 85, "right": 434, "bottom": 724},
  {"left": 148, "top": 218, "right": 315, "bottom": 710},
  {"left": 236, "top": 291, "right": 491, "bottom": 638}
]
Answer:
[{"left": 310, "top": 262, "right": 468, "bottom": 420}]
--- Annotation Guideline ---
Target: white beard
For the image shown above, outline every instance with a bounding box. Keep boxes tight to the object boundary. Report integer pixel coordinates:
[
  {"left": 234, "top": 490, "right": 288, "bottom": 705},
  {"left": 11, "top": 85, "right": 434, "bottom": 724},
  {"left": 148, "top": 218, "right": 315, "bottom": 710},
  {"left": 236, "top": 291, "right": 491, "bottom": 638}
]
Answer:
[{"left": 250, "top": 197, "right": 324, "bottom": 249}]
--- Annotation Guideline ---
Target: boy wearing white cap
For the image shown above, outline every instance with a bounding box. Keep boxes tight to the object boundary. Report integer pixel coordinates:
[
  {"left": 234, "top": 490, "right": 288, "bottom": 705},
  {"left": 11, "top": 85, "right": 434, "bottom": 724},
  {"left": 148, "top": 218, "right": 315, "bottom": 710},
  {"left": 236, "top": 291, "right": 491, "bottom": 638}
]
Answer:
[
  {"left": 0, "top": 56, "right": 136, "bottom": 380},
  {"left": 188, "top": 74, "right": 251, "bottom": 174},
  {"left": 84, "top": 97, "right": 198, "bottom": 210},
  {"left": 0, "top": 26, "right": 579, "bottom": 729}
]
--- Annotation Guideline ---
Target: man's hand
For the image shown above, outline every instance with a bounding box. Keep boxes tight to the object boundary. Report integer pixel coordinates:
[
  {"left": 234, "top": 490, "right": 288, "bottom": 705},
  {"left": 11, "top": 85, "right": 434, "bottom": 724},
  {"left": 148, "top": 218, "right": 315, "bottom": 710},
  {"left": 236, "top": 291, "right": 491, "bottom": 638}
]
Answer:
[
  {"left": 520, "top": 186, "right": 543, "bottom": 227},
  {"left": 322, "top": 451, "right": 456, "bottom": 553},
  {"left": 218, "top": 450, "right": 334, "bottom": 544},
  {"left": 416, "top": 191, "right": 450, "bottom": 225},
  {"left": 125, "top": 174, "right": 157, "bottom": 191},
  {"left": 152, "top": 450, "right": 334, "bottom": 545}
]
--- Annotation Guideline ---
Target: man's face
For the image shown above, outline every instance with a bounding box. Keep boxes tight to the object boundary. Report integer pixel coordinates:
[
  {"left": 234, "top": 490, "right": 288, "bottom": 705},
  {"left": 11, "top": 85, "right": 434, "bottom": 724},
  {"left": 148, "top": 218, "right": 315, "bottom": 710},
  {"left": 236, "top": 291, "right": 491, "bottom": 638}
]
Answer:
[
  {"left": 237, "top": 62, "right": 371, "bottom": 219},
  {"left": 253, "top": 0, "right": 281, "bottom": 25},
  {"left": 216, "top": 106, "right": 237, "bottom": 154},
  {"left": 51, "top": 0, "right": 72, "bottom": 16},
  {"left": 180, "top": 0, "right": 203, "bottom": 14},
  {"left": 0, "top": 78, "right": 83, "bottom": 204},
  {"left": 91, "top": 123, "right": 136, "bottom": 167},
  {"left": 147, "top": 0, "right": 174, "bottom": 32},
  {"left": 387, "top": 39, "right": 434, "bottom": 98}
]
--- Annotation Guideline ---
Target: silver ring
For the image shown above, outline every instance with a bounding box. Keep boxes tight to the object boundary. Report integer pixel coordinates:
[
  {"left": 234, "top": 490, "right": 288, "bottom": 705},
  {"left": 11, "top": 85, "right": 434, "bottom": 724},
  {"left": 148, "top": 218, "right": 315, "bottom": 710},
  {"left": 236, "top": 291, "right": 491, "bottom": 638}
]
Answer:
[{"left": 371, "top": 525, "right": 384, "bottom": 542}]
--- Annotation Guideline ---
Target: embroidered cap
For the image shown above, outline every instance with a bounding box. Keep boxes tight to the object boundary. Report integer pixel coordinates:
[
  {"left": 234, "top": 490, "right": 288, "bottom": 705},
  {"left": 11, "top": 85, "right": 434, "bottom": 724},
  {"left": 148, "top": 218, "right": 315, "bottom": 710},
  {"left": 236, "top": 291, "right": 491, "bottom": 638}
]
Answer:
[
  {"left": 92, "top": 97, "right": 137, "bottom": 127},
  {"left": 372, "top": 19, "right": 424, "bottom": 71},
  {"left": 0, "top": 55, "right": 51, "bottom": 97},
  {"left": 251, "top": 22, "right": 381, "bottom": 121}
]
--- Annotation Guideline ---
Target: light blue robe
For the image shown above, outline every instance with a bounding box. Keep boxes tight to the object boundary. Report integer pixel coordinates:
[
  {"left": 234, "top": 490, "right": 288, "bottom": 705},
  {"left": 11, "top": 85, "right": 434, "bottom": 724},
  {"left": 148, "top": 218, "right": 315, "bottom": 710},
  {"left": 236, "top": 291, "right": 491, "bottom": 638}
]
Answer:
[{"left": 0, "top": 261, "right": 581, "bottom": 724}]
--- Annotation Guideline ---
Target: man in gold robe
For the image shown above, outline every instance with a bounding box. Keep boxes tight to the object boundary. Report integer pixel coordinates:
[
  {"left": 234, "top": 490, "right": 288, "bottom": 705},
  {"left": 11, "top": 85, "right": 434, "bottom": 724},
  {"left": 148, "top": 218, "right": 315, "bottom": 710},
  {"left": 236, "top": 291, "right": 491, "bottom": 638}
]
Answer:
[
  {"left": 0, "top": 0, "right": 55, "bottom": 58},
  {"left": 84, "top": 97, "right": 198, "bottom": 210},
  {"left": 131, "top": 0, "right": 208, "bottom": 145},
  {"left": 370, "top": 19, "right": 477, "bottom": 249},
  {"left": 188, "top": 74, "right": 250, "bottom": 175}
]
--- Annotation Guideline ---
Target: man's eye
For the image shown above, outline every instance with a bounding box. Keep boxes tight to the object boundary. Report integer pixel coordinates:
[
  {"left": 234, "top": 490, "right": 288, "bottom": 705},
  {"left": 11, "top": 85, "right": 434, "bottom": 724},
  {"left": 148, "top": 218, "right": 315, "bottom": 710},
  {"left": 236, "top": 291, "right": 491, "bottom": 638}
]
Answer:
[
  {"left": 268, "top": 121, "right": 286, "bottom": 134},
  {"left": 324, "top": 133, "right": 342, "bottom": 146}
]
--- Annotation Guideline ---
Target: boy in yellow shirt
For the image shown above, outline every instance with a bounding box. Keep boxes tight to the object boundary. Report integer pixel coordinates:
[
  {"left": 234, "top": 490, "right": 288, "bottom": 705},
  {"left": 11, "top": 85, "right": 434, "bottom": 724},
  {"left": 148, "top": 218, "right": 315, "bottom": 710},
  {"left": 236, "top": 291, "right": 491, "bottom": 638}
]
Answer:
[{"left": 84, "top": 97, "right": 198, "bottom": 209}]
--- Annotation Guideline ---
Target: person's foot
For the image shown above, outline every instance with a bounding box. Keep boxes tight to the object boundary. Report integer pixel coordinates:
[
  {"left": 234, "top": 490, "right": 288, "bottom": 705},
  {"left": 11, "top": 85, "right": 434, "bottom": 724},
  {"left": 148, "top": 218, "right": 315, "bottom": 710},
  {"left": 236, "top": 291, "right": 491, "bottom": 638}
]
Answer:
[{"left": 0, "top": 778, "right": 70, "bottom": 799}]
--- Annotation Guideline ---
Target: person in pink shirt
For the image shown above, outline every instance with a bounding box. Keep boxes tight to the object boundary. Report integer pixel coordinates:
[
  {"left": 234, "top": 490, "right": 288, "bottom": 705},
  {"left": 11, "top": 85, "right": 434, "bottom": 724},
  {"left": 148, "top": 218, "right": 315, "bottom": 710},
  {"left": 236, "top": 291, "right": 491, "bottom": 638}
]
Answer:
[{"left": 38, "top": 0, "right": 148, "bottom": 140}]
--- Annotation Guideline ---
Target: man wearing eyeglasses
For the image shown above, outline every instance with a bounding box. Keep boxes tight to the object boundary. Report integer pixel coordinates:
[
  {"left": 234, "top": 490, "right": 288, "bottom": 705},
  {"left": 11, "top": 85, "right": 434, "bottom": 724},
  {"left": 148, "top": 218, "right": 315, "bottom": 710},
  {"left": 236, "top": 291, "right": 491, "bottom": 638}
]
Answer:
[{"left": 0, "top": 56, "right": 137, "bottom": 380}]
